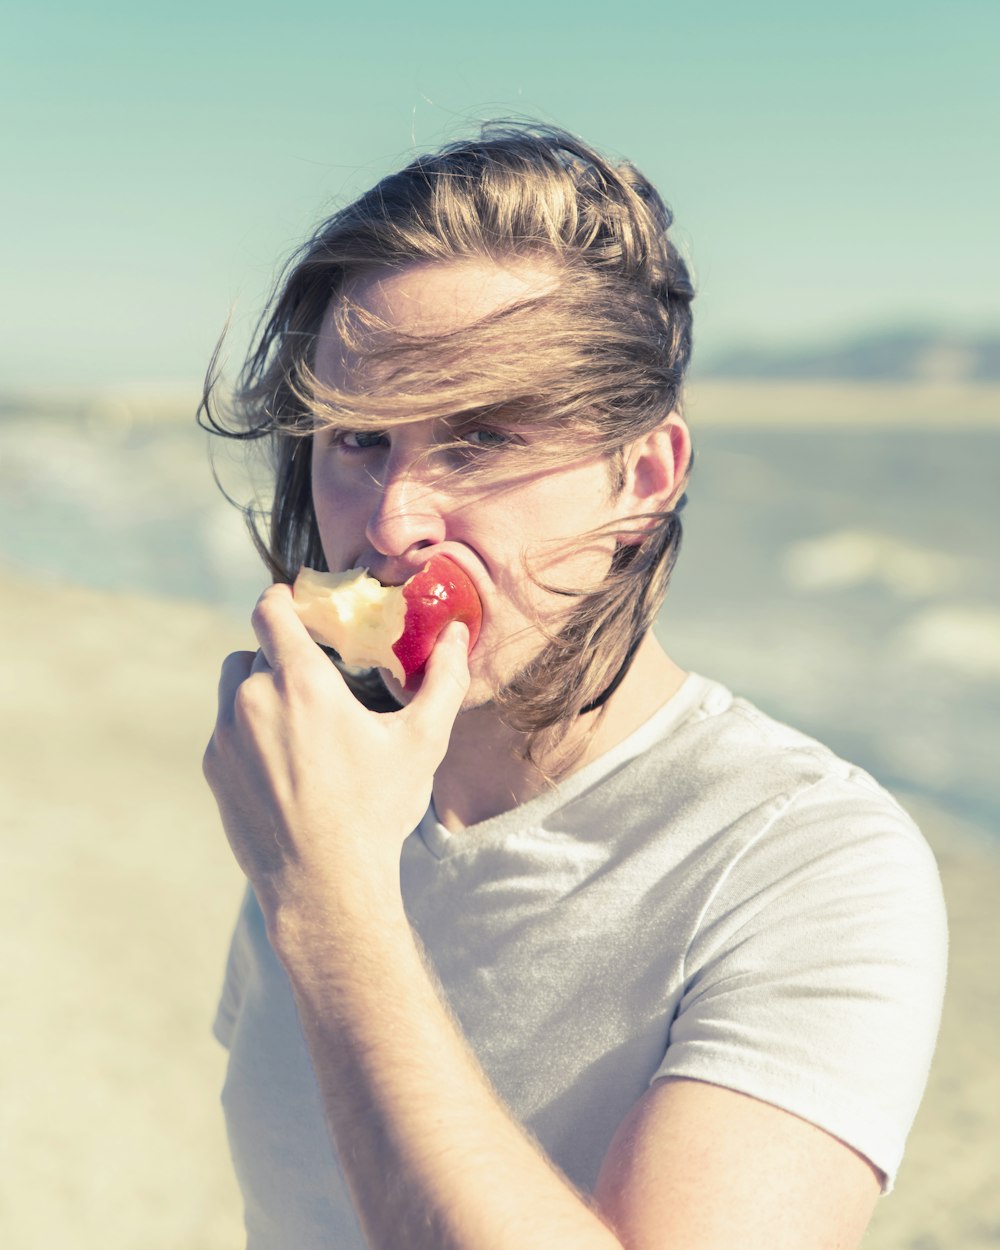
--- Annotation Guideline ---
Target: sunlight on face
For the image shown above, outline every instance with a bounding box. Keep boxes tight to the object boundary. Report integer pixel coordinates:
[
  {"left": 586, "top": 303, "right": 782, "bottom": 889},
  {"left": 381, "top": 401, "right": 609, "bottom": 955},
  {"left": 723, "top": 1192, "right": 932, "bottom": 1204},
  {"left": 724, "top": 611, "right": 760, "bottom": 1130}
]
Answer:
[{"left": 309, "top": 260, "right": 646, "bottom": 706}]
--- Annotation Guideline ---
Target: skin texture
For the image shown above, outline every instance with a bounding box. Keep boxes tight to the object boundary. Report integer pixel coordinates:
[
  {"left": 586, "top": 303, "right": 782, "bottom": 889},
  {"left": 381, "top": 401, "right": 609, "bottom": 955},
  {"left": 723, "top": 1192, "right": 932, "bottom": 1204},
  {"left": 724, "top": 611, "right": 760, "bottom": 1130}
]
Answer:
[
  {"left": 205, "top": 259, "right": 882, "bottom": 1248},
  {"left": 309, "top": 263, "right": 672, "bottom": 711}
]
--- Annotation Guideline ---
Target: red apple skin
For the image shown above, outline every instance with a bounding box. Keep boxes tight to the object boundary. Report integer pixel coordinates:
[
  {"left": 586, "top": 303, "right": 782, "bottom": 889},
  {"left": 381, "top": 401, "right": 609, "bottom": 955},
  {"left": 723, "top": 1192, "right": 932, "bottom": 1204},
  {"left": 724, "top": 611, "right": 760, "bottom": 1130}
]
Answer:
[{"left": 393, "top": 555, "right": 482, "bottom": 688}]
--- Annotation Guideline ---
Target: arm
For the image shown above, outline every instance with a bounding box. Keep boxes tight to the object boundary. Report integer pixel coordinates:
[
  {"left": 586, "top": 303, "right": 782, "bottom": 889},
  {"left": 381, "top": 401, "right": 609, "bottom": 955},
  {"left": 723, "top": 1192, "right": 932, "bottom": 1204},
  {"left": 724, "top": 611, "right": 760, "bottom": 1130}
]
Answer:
[
  {"left": 595, "top": 1078, "right": 879, "bottom": 1249},
  {"left": 205, "top": 585, "right": 881, "bottom": 1250}
]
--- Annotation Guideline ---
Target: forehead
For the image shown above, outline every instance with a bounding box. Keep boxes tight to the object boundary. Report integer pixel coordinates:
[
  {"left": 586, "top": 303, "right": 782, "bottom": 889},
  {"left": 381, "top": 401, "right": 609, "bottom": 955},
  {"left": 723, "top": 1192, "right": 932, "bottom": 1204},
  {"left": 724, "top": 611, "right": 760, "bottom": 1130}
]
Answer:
[{"left": 313, "top": 259, "right": 556, "bottom": 386}]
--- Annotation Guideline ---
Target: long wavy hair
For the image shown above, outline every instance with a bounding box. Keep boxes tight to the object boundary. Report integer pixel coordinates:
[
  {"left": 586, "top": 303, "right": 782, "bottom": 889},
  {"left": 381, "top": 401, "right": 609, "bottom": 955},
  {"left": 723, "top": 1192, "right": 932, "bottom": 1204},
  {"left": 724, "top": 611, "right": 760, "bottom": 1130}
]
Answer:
[{"left": 200, "top": 122, "right": 695, "bottom": 767}]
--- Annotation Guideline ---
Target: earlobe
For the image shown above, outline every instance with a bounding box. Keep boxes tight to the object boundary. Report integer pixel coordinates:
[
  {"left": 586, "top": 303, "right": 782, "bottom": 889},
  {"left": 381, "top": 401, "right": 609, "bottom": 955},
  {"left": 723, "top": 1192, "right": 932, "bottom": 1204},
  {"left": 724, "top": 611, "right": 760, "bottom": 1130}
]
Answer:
[{"left": 616, "top": 414, "right": 692, "bottom": 544}]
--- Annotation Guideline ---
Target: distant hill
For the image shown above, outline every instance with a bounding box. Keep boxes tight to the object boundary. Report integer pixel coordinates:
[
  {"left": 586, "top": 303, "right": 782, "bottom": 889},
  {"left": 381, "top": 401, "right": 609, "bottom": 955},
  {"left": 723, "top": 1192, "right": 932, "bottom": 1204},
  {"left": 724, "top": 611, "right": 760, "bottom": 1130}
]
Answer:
[{"left": 702, "top": 330, "right": 1000, "bottom": 382}]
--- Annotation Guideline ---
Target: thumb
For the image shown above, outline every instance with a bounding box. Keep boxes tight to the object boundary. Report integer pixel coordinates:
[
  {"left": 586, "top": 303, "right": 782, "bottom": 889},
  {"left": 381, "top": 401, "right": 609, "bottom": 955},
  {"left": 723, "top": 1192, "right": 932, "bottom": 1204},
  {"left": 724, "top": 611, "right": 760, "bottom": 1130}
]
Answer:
[{"left": 405, "top": 622, "right": 471, "bottom": 747}]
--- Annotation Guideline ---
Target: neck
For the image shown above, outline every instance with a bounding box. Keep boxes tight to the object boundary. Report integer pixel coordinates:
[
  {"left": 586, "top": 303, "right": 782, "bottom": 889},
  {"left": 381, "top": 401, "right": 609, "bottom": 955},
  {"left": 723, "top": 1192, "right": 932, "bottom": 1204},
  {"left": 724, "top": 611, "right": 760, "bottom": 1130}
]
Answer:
[{"left": 432, "top": 635, "right": 687, "bottom": 832}]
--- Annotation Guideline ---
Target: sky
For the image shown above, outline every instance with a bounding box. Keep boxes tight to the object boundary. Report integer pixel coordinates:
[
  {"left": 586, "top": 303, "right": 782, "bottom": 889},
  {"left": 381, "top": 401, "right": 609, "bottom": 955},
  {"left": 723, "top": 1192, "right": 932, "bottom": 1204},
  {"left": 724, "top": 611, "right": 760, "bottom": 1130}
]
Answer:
[{"left": 2, "top": 0, "right": 997, "bottom": 390}]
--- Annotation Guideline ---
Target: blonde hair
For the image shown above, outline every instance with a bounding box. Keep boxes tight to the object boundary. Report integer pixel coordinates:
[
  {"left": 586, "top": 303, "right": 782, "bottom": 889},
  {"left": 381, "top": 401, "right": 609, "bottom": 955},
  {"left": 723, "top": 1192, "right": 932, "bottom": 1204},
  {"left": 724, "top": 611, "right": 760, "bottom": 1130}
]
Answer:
[{"left": 201, "top": 122, "right": 695, "bottom": 764}]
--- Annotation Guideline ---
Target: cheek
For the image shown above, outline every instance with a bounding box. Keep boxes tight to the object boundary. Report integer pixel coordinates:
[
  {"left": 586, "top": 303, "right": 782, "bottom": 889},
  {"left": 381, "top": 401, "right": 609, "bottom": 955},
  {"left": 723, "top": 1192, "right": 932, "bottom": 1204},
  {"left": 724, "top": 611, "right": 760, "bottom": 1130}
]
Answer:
[
  {"left": 311, "top": 476, "right": 337, "bottom": 527},
  {"left": 310, "top": 468, "right": 359, "bottom": 563},
  {"left": 501, "top": 483, "right": 619, "bottom": 584},
  {"left": 310, "top": 469, "right": 333, "bottom": 537}
]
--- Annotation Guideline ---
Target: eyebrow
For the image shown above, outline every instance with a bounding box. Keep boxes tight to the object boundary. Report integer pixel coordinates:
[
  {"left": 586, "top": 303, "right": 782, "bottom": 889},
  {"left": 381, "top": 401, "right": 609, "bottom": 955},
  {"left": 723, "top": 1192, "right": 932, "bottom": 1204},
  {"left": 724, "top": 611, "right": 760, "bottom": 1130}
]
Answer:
[{"left": 444, "top": 403, "right": 543, "bottom": 434}]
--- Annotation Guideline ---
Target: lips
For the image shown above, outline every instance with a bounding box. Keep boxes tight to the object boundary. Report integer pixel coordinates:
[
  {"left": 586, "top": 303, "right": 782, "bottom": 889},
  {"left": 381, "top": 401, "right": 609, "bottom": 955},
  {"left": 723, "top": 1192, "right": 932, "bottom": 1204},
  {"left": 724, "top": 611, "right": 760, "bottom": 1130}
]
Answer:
[{"left": 292, "top": 554, "right": 482, "bottom": 687}]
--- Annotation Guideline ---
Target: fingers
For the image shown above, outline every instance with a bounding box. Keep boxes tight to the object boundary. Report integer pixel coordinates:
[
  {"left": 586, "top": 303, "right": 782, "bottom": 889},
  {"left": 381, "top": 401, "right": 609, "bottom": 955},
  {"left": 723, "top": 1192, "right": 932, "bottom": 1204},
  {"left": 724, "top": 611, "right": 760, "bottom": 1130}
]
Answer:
[
  {"left": 405, "top": 622, "right": 471, "bottom": 745},
  {"left": 205, "top": 649, "right": 255, "bottom": 789},
  {"left": 217, "top": 649, "right": 255, "bottom": 719},
  {"left": 251, "top": 583, "right": 320, "bottom": 673}
]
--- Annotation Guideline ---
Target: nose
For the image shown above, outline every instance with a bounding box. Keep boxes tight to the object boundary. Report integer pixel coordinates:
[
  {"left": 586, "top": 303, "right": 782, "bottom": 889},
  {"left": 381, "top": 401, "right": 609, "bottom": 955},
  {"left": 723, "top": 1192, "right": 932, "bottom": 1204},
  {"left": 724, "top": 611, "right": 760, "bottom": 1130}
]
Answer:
[{"left": 364, "top": 456, "right": 447, "bottom": 558}]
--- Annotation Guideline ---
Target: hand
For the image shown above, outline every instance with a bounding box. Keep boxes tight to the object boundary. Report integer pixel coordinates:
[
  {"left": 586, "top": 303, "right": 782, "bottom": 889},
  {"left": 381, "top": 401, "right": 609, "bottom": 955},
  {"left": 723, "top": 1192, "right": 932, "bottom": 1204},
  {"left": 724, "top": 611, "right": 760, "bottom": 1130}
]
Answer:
[{"left": 203, "top": 583, "right": 470, "bottom": 940}]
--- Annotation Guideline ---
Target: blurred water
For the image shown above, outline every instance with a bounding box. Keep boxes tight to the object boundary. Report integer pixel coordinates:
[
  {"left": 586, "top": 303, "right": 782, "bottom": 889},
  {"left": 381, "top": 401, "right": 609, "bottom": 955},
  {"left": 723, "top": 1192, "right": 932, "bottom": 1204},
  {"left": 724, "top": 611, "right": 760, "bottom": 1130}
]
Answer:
[
  {"left": 2, "top": 408, "right": 997, "bottom": 838},
  {"left": 0, "top": 409, "right": 265, "bottom": 612},
  {"left": 662, "top": 427, "right": 1000, "bottom": 836}
]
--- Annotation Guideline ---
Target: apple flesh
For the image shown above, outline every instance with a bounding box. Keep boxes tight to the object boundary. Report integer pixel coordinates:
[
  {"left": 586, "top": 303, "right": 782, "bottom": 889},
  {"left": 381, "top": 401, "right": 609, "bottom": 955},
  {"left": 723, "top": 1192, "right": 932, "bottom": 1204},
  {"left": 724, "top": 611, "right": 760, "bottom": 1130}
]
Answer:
[{"left": 292, "top": 555, "right": 482, "bottom": 688}]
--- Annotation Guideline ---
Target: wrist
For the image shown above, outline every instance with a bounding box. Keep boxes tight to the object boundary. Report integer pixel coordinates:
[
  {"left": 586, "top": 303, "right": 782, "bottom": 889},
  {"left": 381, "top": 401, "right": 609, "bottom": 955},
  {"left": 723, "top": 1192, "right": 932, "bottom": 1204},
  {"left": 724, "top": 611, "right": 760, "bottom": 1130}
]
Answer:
[{"left": 264, "top": 866, "right": 410, "bottom": 985}]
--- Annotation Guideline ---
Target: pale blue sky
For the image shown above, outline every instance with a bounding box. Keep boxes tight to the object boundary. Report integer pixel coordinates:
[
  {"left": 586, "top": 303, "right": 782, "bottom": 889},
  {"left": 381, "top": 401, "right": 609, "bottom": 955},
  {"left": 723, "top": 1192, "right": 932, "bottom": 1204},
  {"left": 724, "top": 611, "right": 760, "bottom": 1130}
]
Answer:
[{"left": 2, "top": 0, "right": 996, "bottom": 388}]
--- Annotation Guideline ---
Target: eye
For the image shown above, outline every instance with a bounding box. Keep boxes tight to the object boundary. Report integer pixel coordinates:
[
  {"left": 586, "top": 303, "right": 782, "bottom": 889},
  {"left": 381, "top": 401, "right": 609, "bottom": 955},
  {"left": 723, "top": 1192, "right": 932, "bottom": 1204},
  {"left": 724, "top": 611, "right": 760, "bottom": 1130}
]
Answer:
[
  {"left": 461, "top": 427, "right": 519, "bottom": 450},
  {"left": 337, "top": 430, "right": 389, "bottom": 450}
]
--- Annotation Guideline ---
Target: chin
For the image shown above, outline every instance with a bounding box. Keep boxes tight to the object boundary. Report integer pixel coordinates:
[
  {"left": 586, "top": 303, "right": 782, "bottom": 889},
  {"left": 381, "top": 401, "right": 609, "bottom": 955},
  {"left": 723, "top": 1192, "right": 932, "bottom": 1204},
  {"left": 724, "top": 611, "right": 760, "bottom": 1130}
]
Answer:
[{"left": 379, "top": 664, "right": 497, "bottom": 716}]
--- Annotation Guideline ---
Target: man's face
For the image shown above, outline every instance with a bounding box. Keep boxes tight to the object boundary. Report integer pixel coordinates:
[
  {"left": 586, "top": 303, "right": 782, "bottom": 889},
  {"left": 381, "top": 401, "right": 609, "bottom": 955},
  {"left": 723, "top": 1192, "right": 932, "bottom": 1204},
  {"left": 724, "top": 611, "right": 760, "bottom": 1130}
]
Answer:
[{"left": 309, "top": 260, "right": 647, "bottom": 708}]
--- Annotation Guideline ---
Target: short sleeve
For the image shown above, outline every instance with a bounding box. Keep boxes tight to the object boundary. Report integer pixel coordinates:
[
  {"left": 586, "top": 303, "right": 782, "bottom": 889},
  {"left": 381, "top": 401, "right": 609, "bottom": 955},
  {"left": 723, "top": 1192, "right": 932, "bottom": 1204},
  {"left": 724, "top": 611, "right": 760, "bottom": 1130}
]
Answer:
[{"left": 653, "top": 773, "right": 948, "bottom": 1190}]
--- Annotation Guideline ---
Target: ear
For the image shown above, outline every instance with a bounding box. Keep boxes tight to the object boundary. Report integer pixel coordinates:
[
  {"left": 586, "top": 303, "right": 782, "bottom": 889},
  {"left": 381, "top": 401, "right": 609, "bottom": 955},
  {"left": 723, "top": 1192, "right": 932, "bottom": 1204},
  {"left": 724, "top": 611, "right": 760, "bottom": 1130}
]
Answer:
[{"left": 614, "top": 413, "right": 692, "bottom": 545}]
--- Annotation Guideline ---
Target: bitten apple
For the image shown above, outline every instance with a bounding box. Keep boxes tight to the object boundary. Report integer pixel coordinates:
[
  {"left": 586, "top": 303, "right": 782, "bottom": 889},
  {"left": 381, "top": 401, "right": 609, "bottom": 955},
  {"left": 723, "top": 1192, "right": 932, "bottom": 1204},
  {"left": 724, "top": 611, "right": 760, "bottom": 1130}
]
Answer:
[{"left": 292, "top": 555, "right": 482, "bottom": 688}]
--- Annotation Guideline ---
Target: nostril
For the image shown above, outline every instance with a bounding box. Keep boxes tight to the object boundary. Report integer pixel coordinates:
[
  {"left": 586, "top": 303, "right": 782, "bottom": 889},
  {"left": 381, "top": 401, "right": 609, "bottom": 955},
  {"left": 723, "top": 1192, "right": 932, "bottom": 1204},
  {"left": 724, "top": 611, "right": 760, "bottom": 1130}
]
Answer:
[{"left": 364, "top": 494, "right": 447, "bottom": 558}]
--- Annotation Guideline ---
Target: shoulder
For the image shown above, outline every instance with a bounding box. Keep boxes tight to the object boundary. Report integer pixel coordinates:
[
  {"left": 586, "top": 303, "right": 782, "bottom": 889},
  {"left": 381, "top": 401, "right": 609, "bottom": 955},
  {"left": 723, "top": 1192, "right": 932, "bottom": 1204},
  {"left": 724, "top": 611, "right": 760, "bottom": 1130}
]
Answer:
[
  {"left": 633, "top": 675, "right": 946, "bottom": 957},
  {"left": 562, "top": 673, "right": 944, "bottom": 914},
  {"left": 640, "top": 683, "right": 947, "bottom": 1189},
  {"left": 597, "top": 675, "right": 923, "bottom": 842}
]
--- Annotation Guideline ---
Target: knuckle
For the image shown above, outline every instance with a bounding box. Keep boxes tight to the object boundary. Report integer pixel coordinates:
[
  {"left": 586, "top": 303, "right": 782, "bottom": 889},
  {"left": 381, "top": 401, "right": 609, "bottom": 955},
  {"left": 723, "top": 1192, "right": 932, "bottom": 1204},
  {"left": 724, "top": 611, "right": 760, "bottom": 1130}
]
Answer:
[
  {"left": 218, "top": 650, "right": 255, "bottom": 695},
  {"left": 233, "top": 675, "right": 264, "bottom": 718},
  {"left": 250, "top": 583, "right": 286, "bottom": 627},
  {"left": 249, "top": 598, "right": 272, "bottom": 633},
  {"left": 220, "top": 649, "right": 246, "bottom": 678},
  {"left": 202, "top": 736, "right": 220, "bottom": 783}
]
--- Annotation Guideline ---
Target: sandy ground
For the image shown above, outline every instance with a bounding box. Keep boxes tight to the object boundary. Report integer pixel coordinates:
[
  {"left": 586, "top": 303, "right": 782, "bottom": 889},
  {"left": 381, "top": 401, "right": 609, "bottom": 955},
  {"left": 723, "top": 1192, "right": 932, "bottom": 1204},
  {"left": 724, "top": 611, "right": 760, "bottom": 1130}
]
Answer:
[{"left": 1, "top": 575, "right": 997, "bottom": 1249}]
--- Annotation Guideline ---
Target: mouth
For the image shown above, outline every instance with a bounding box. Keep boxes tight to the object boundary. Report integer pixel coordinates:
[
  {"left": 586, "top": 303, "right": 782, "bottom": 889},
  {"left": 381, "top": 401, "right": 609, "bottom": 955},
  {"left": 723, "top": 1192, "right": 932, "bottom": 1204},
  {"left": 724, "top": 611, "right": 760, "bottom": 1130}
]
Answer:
[
  {"left": 361, "top": 555, "right": 487, "bottom": 625},
  {"left": 365, "top": 554, "right": 484, "bottom": 682}
]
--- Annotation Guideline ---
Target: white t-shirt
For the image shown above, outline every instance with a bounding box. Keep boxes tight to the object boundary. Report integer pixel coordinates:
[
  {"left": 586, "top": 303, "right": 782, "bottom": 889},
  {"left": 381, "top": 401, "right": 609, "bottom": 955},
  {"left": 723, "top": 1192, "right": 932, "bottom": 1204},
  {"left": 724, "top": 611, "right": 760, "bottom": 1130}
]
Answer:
[{"left": 214, "top": 673, "right": 947, "bottom": 1249}]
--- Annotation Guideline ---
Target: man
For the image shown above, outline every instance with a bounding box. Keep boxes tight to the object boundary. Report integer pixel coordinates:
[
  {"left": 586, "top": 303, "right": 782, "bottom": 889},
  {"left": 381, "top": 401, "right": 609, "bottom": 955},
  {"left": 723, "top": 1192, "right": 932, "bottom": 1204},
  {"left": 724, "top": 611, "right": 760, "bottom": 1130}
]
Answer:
[{"left": 204, "top": 124, "right": 946, "bottom": 1249}]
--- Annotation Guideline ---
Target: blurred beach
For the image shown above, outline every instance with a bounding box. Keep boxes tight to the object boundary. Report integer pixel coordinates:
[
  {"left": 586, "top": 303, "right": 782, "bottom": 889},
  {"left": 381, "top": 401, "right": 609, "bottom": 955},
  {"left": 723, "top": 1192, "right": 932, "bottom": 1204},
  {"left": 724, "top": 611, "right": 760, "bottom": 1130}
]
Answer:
[{"left": 2, "top": 381, "right": 999, "bottom": 1248}]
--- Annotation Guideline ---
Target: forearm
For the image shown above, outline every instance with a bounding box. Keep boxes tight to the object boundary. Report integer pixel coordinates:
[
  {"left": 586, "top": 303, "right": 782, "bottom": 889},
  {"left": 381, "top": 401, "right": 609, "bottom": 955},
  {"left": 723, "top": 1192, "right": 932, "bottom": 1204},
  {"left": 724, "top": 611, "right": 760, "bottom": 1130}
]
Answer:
[
  {"left": 271, "top": 889, "right": 622, "bottom": 1250},
  {"left": 208, "top": 599, "right": 620, "bottom": 1247}
]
